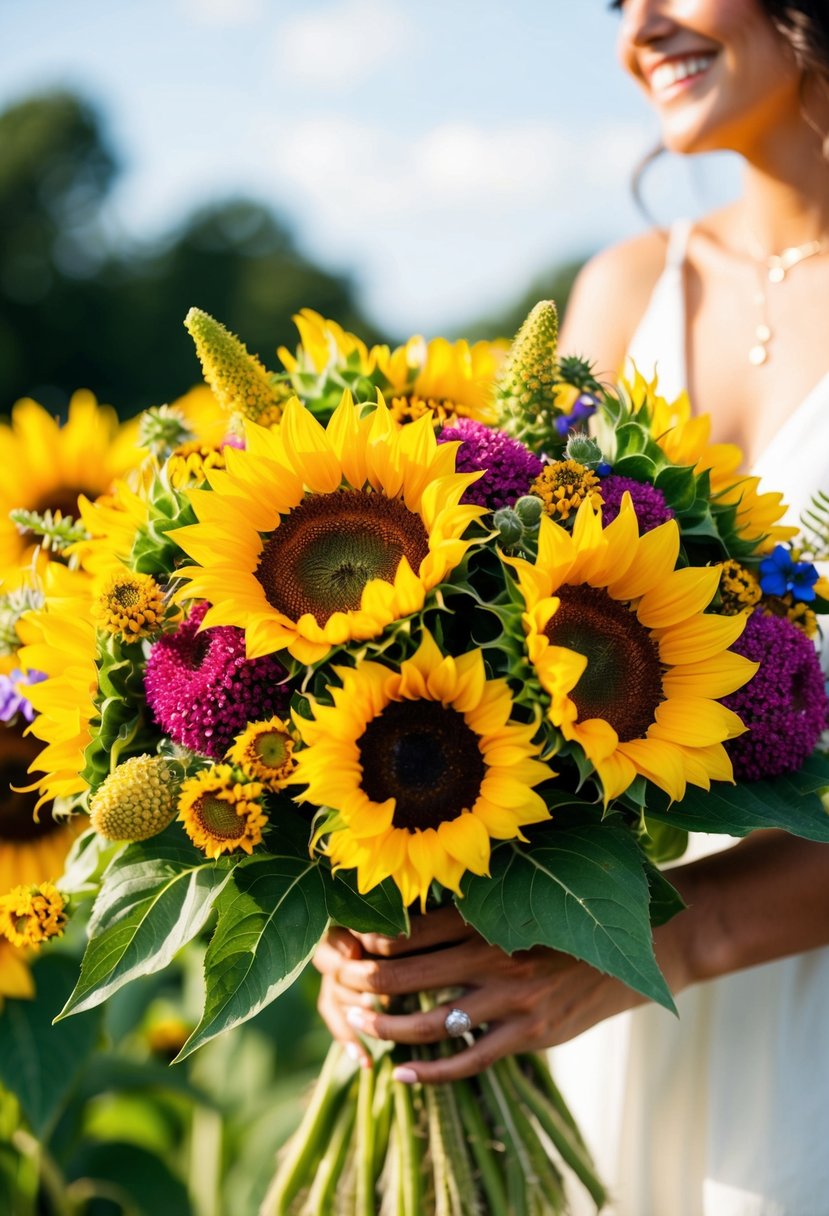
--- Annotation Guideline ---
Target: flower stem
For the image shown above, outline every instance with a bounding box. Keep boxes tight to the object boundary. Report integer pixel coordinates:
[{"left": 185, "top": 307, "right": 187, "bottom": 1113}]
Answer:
[
  {"left": 393, "top": 1076, "right": 422, "bottom": 1216},
  {"left": 355, "top": 1060, "right": 376, "bottom": 1216},
  {"left": 300, "top": 1083, "right": 357, "bottom": 1216},
  {"left": 493, "top": 1057, "right": 567, "bottom": 1212},
  {"left": 506, "top": 1056, "right": 607, "bottom": 1210},
  {"left": 453, "top": 1078, "right": 510, "bottom": 1216}
]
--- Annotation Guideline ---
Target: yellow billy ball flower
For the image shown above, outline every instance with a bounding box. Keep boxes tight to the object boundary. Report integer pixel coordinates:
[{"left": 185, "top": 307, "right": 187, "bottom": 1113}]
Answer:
[
  {"left": 93, "top": 570, "right": 166, "bottom": 641},
  {"left": 174, "top": 393, "right": 485, "bottom": 664},
  {"left": 89, "top": 755, "right": 181, "bottom": 842},
  {"left": 717, "top": 559, "right": 762, "bottom": 615},
  {"left": 508, "top": 495, "right": 758, "bottom": 804},
  {"left": 226, "top": 718, "right": 296, "bottom": 789},
  {"left": 531, "top": 461, "right": 603, "bottom": 522},
  {"left": 178, "top": 765, "right": 266, "bottom": 859},
  {"left": 0, "top": 882, "right": 67, "bottom": 949},
  {"left": 292, "top": 631, "right": 554, "bottom": 910}
]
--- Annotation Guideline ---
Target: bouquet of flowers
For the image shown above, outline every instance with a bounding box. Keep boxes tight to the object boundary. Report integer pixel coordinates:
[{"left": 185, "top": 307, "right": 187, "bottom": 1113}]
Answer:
[{"left": 2, "top": 301, "right": 828, "bottom": 1215}]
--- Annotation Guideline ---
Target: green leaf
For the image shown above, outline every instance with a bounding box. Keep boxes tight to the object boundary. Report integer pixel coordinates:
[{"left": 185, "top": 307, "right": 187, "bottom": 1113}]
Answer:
[
  {"left": 644, "top": 862, "right": 687, "bottom": 927},
  {"left": 645, "top": 752, "right": 829, "bottom": 841},
  {"left": 654, "top": 463, "right": 698, "bottom": 511},
  {"left": 59, "top": 831, "right": 234, "bottom": 1018},
  {"left": 641, "top": 817, "right": 688, "bottom": 864},
  {"left": 325, "top": 868, "right": 409, "bottom": 936},
  {"left": 612, "top": 453, "right": 658, "bottom": 482},
  {"left": 177, "top": 853, "right": 329, "bottom": 1058},
  {"left": 58, "top": 827, "right": 122, "bottom": 895},
  {"left": 65, "top": 1141, "right": 193, "bottom": 1215},
  {"left": 0, "top": 955, "right": 102, "bottom": 1137},
  {"left": 459, "top": 826, "right": 675, "bottom": 1010}
]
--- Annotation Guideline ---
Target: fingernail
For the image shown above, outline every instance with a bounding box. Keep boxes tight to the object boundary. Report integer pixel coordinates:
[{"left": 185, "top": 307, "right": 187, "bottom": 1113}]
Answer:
[
  {"left": 344, "top": 1042, "right": 362, "bottom": 1063},
  {"left": 346, "top": 1006, "right": 367, "bottom": 1030},
  {"left": 392, "top": 1066, "right": 419, "bottom": 1084}
]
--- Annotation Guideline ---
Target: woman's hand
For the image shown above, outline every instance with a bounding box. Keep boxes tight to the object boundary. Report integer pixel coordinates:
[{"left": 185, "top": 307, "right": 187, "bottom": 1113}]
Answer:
[{"left": 313, "top": 903, "right": 696, "bottom": 1083}]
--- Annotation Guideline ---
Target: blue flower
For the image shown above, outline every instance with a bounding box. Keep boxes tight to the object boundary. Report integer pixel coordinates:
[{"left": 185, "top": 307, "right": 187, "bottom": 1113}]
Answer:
[{"left": 759, "top": 545, "right": 820, "bottom": 603}]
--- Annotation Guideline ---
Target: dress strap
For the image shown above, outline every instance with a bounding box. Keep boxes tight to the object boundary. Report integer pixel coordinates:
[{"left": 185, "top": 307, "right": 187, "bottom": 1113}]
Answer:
[{"left": 664, "top": 219, "right": 693, "bottom": 269}]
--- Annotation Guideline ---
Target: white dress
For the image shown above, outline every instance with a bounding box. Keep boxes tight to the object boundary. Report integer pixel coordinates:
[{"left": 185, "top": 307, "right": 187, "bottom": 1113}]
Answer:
[{"left": 551, "top": 221, "right": 829, "bottom": 1216}]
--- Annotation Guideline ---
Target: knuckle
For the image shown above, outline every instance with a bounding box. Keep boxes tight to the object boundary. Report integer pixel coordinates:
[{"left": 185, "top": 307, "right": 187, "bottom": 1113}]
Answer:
[{"left": 360, "top": 934, "right": 397, "bottom": 958}]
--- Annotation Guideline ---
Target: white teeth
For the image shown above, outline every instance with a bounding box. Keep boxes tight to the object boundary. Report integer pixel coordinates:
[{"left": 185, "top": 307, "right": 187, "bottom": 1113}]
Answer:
[{"left": 651, "top": 55, "right": 714, "bottom": 93}]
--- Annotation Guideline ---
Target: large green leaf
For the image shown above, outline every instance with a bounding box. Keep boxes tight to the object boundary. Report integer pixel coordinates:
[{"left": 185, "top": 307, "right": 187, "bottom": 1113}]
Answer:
[
  {"left": 176, "top": 853, "right": 329, "bottom": 1059},
  {"left": 325, "top": 869, "right": 409, "bottom": 937},
  {"left": 458, "top": 826, "right": 675, "bottom": 1010},
  {"left": 59, "top": 832, "right": 233, "bottom": 1018},
  {"left": 0, "top": 955, "right": 102, "bottom": 1137},
  {"left": 644, "top": 752, "right": 829, "bottom": 841}
]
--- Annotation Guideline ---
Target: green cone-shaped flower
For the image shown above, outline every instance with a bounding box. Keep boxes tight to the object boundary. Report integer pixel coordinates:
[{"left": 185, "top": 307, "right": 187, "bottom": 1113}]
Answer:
[
  {"left": 184, "top": 308, "right": 287, "bottom": 427},
  {"left": 498, "top": 300, "right": 559, "bottom": 410}
]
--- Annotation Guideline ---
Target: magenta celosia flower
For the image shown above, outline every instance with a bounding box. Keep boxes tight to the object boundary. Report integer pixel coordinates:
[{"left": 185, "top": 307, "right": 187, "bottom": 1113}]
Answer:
[
  {"left": 599, "top": 474, "right": 674, "bottom": 533},
  {"left": 721, "top": 612, "right": 828, "bottom": 780},
  {"left": 438, "top": 418, "right": 542, "bottom": 511},
  {"left": 144, "top": 603, "right": 292, "bottom": 759}
]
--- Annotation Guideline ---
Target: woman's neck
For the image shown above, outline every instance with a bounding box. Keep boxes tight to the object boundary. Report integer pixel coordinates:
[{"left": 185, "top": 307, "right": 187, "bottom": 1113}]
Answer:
[{"left": 737, "top": 113, "right": 829, "bottom": 254}]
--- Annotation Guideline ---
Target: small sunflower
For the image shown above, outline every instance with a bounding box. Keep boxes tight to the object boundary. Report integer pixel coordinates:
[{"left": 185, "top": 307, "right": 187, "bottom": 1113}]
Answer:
[
  {"left": 379, "top": 336, "right": 501, "bottom": 427},
  {"left": 173, "top": 393, "right": 485, "bottom": 664},
  {"left": 531, "top": 460, "right": 603, "bottom": 522},
  {"left": 94, "top": 570, "right": 165, "bottom": 641},
  {"left": 0, "top": 881, "right": 67, "bottom": 949},
  {"left": 292, "top": 631, "right": 554, "bottom": 909},
  {"left": 178, "top": 765, "right": 267, "bottom": 859},
  {"left": 623, "top": 368, "right": 796, "bottom": 551},
  {"left": 227, "top": 718, "right": 296, "bottom": 788},
  {"left": 0, "top": 391, "right": 143, "bottom": 587},
  {"left": 72, "top": 476, "right": 150, "bottom": 578},
  {"left": 508, "top": 496, "right": 757, "bottom": 803},
  {"left": 16, "top": 565, "right": 98, "bottom": 811},
  {"left": 278, "top": 309, "right": 383, "bottom": 379}
]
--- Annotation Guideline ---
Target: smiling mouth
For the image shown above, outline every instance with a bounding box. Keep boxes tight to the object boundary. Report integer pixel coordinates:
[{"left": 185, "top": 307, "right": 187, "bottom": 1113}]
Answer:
[{"left": 649, "top": 53, "right": 716, "bottom": 96}]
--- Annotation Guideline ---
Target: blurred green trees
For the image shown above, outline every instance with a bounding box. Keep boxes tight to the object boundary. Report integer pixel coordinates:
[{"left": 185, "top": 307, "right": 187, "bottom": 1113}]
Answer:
[{"left": 0, "top": 92, "right": 383, "bottom": 417}]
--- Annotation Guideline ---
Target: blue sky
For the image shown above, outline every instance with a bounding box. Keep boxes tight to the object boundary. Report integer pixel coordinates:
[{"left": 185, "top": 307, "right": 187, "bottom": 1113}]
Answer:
[{"left": 2, "top": 0, "right": 739, "bottom": 336}]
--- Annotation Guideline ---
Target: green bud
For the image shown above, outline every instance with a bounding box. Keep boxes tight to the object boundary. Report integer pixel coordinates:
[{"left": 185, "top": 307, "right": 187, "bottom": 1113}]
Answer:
[
  {"left": 139, "top": 405, "right": 194, "bottom": 458},
  {"left": 493, "top": 508, "right": 524, "bottom": 547},
  {"left": 565, "top": 434, "right": 604, "bottom": 468},
  {"left": 513, "top": 495, "right": 544, "bottom": 527}
]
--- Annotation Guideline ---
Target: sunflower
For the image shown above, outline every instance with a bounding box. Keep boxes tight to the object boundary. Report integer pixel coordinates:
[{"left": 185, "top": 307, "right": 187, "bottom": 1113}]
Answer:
[
  {"left": 278, "top": 309, "right": 384, "bottom": 379},
  {"left": 623, "top": 367, "right": 796, "bottom": 551},
  {"left": 71, "top": 476, "right": 150, "bottom": 578},
  {"left": 508, "top": 496, "right": 757, "bottom": 803},
  {"left": 173, "top": 393, "right": 485, "bottom": 664},
  {"left": 16, "top": 565, "right": 98, "bottom": 812},
  {"left": 293, "top": 631, "right": 554, "bottom": 909},
  {"left": 0, "top": 391, "right": 143, "bottom": 588},
  {"left": 378, "top": 336, "right": 502, "bottom": 427},
  {"left": 0, "top": 939, "right": 35, "bottom": 1002}
]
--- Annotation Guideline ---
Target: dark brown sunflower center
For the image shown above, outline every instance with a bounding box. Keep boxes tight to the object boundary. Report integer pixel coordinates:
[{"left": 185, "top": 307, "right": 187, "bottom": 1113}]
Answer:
[
  {"left": 112, "top": 582, "right": 141, "bottom": 608},
  {"left": 31, "top": 487, "right": 94, "bottom": 520},
  {"left": 545, "top": 584, "right": 664, "bottom": 742},
  {"left": 255, "top": 489, "right": 430, "bottom": 627},
  {"left": 0, "top": 731, "right": 63, "bottom": 842},
  {"left": 194, "top": 794, "right": 245, "bottom": 840},
  {"left": 358, "top": 700, "right": 485, "bottom": 832}
]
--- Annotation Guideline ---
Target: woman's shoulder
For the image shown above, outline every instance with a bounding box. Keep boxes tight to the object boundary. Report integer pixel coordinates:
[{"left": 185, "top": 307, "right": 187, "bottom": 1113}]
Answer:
[{"left": 561, "top": 228, "right": 670, "bottom": 374}]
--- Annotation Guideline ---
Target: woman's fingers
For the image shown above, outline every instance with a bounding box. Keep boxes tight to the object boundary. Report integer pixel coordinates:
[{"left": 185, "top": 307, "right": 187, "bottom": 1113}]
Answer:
[
  {"left": 336, "top": 937, "right": 497, "bottom": 997},
  {"left": 312, "top": 928, "right": 364, "bottom": 976},
  {"left": 355, "top": 905, "right": 473, "bottom": 958},
  {"left": 317, "top": 975, "right": 372, "bottom": 1068},
  {"left": 345, "top": 985, "right": 517, "bottom": 1045},
  {"left": 391, "top": 1022, "right": 527, "bottom": 1084}
]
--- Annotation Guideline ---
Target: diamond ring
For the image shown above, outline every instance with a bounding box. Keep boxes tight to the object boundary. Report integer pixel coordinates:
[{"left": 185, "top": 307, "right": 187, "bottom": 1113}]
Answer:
[{"left": 444, "top": 1007, "right": 473, "bottom": 1037}]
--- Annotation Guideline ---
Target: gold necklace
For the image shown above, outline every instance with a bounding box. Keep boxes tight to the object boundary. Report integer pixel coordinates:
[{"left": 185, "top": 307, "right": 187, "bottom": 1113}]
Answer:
[{"left": 747, "top": 237, "right": 824, "bottom": 366}]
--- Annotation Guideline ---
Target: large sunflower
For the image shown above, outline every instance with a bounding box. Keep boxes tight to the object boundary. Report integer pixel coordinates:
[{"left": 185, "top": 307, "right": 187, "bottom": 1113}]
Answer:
[
  {"left": 293, "top": 631, "right": 553, "bottom": 908},
  {"left": 16, "top": 565, "right": 98, "bottom": 812},
  {"left": 377, "top": 335, "right": 502, "bottom": 427},
  {"left": 623, "top": 367, "right": 796, "bottom": 550},
  {"left": 509, "top": 496, "right": 756, "bottom": 803},
  {"left": 173, "top": 393, "right": 485, "bottom": 664},
  {"left": 0, "top": 391, "right": 143, "bottom": 588}
]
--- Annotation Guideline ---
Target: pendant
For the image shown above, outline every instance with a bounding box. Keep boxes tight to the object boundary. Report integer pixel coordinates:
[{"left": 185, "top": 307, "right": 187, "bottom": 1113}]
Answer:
[{"left": 749, "top": 344, "right": 768, "bottom": 365}]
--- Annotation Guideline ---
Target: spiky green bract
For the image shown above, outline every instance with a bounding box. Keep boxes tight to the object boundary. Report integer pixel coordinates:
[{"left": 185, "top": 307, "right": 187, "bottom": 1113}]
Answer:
[
  {"left": 131, "top": 465, "right": 198, "bottom": 576},
  {"left": 184, "top": 307, "right": 288, "bottom": 425},
  {"left": 81, "top": 633, "right": 160, "bottom": 798},
  {"left": 139, "top": 405, "right": 194, "bottom": 460},
  {"left": 557, "top": 354, "right": 602, "bottom": 395},
  {"left": 601, "top": 387, "right": 751, "bottom": 561},
  {"left": 9, "top": 509, "right": 89, "bottom": 554}
]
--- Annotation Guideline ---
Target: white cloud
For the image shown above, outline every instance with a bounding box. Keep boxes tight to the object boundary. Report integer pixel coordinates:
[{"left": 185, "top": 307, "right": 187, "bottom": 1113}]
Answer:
[
  {"left": 274, "top": 0, "right": 413, "bottom": 88},
  {"left": 179, "top": 0, "right": 266, "bottom": 25}
]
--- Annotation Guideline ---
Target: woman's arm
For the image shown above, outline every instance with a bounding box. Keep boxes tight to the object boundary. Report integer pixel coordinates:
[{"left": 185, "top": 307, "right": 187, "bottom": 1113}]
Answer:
[{"left": 314, "top": 831, "right": 829, "bottom": 1082}]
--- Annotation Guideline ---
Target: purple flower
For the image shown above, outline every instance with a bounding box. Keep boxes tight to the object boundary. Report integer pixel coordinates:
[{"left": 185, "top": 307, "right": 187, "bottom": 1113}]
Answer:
[
  {"left": 438, "top": 418, "right": 543, "bottom": 512},
  {"left": 0, "top": 668, "right": 47, "bottom": 724},
  {"left": 144, "top": 604, "right": 293, "bottom": 759},
  {"left": 553, "top": 393, "right": 599, "bottom": 437},
  {"left": 759, "top": 545, "right": 819, "bottom": 603},
  {"left": 599, "top": 475, "right": 675, "bottom": 533},
  {"left": 721, "top": 612, "right": 828, "bottom": 780}
]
